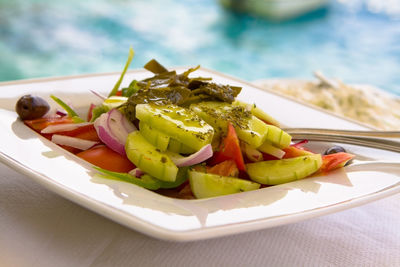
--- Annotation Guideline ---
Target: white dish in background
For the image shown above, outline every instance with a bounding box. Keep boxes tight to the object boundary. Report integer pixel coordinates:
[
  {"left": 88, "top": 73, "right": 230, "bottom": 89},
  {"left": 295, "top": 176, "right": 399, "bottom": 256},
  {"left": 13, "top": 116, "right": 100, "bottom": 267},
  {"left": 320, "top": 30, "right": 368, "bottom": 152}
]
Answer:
[
  {"left": 219, "top": 0, "right": 329, "bottom": 20},
  {"left": 0, "top": 68, "right": 399, "bottom": 242}
]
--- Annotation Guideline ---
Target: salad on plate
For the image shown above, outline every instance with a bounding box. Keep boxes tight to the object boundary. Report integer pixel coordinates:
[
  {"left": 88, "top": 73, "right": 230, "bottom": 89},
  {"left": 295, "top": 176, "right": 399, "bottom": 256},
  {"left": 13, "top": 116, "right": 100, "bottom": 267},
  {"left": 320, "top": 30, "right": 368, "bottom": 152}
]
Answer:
[{"left": 15, "top": 48, "right": 354, "bottom": 199}]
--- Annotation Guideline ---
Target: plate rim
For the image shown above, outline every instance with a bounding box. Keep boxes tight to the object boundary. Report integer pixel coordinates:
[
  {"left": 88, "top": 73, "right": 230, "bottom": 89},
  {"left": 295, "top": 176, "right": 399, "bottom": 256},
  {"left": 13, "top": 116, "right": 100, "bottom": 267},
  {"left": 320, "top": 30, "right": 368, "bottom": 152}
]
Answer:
[
  {"left": 1, "top": 68, "right": 398, "bottom": 242},
  {"left": 0, "top": 68, "right": 376, "bottom": 130},
  {"left": 2, "top": 147, "right": 400, "bottom": 242}
]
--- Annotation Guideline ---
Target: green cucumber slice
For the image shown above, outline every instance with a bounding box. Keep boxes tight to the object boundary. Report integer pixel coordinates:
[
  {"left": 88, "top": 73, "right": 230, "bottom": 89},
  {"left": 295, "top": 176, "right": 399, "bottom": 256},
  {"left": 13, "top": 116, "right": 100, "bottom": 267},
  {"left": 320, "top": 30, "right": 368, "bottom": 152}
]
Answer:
[
  {"left": 191, "top": 101, "right": 291, "bottom": 148},
  {"left": 125, "top": 131, "right": 178, "bottom": 182},
  {"left": 190, "top": 101, "right": 269, "bottom": 148},
  {"left": 139, "top": 121, "right": 170, "bottom": 152},
  {"left": 167, "top": 138, "right": 196, "bottom": 154},
  {"left": 264, "top": 124, "right": 292, "bottom": 149},
  {"left": 233, "top": 100, "right": 280, "bottom": 127},
  {"left": 257, "top": 141, "right": 285, "bottom": 158},
  {"left": 157, "top": 167, "right": 189, "bottom": 189},
  {"left": 246, "top": 154, "right": 322, "bottom": 185},
  {"left": 189, "top": 170, "right": 260, "bottom": 199},
  {"left": 136, "top": 104, "right": 214, "bottom": 151}
]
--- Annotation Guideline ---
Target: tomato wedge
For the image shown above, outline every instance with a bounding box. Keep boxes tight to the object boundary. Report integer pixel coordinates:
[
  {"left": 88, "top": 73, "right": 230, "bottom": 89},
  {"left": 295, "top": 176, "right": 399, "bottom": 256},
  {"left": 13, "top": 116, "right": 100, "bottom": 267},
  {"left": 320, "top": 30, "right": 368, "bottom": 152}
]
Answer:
[
  {"left": 57, "top": 124, "right": 100, "bottom": 142},
  {"left": 283, "top": 146, "right": 314, "bottom": 159},
  {"left": 207, "top": 160, "right": 239, "bottom": 177},
  {"left": 87, "top": 103, "right": 96, "bottom": 121},
  {"left": 24, "top": 116, "right": 74, "bottom": 132},
  {"left": 282, "top": 140, "right": 314, "bottom": 159},
  {"left": 209, "top": 123, "right": 246, "bottom": 171},
  {"left": 320, "top": 152, "right": 355, "bottom": 173},
  {"left": 76, "top": 145, "right": 135, "bottom": 173}
]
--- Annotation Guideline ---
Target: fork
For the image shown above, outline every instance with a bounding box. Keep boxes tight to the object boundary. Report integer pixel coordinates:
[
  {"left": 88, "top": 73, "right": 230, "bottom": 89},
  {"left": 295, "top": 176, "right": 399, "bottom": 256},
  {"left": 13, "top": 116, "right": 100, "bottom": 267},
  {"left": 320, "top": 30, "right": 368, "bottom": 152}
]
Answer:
[{"left": 283, "top": 128, "right": 400, "bottom": 153}]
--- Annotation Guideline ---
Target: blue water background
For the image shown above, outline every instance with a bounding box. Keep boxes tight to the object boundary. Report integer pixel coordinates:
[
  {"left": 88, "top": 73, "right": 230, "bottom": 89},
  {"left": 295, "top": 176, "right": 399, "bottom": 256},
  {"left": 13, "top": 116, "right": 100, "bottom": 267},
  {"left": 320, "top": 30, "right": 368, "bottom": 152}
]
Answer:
[{"left": 0, "top": 0, "right": 399, "bottom": 95}]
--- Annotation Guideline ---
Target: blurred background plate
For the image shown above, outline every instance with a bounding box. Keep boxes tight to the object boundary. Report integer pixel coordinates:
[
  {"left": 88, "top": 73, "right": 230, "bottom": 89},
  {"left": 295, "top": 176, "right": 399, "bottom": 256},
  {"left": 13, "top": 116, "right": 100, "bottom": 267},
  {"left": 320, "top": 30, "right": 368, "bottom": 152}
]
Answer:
[
  {"left": 0, "top": 0, "right": 400, "bottom": 98},
  {"left": 219, "top": 0, "right": 329, "bottom": 20}
]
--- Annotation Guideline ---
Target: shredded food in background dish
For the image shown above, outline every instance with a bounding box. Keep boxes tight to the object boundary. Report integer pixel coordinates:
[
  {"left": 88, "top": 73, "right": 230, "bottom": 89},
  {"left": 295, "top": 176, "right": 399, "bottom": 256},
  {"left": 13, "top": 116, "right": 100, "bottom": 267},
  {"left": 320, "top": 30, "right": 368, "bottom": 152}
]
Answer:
[{"left": 253, "top": 72, "right": 400, "bottom": 130}]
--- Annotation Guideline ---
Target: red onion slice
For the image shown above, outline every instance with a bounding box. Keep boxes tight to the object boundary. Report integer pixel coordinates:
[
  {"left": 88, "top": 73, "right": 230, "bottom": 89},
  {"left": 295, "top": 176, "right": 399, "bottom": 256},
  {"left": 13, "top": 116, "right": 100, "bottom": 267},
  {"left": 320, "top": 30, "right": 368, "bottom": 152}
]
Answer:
[
  {"left": 129, "top": 168, "right": 144, "bottom": 178},
  {"left": 107, "top": 109, "right": 137, "bottom": 144},
  {"left": 94, "top": 109, "right": 137, "bottom": 155},
  {"left": 51, "top": 134, "right": 99, "bottom": 150},
  {"left": 258, "top": 142, "right": 285, "bottom": 159},
  {"left": 121, "top": 113, "right": 137, "bottom": 133},
  {"left": 41, "top": 122, "right": 93, "bottom": 134},
  {"left": 90, "top": 89, "right": 107, "bottom": 100},
  {"left": 56, "top": 109, "right": 68, "bottom": 117},
  {"left": 96, "top": 124, "right": 126, "bottom": 155},
  {"left": 241, "top": 142, "right": 263, "bottom": 162},
  {"left": 170, "top": 144, "right": 213, "bottom": 167},
  {"left": 43, "top": 108, "right": 67, "bottom": 118}
]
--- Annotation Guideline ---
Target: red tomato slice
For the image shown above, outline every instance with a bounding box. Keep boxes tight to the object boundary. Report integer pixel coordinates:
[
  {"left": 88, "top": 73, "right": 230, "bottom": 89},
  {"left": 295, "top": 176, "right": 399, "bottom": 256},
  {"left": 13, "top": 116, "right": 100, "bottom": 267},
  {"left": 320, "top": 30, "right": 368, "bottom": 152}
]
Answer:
[
  {"left": 24, "top": 116, "right": 74, "bottom": 132},
  {"left": 24, "top": 116, "right": 86, "bottom": 153},
  {"left": 261, "top": 153, "right": 279, "bottom": 161},
  {"left": 76, "top": 145, "right": 135, "bottom": 173},
  {"left": 282, "top": 140, "right": 314, "bottom": 159},
  {"left": 57, "top": 124, "right": 100, "bottom": 142},
  {"left": 283, "top": 146, "right": 314, "bottom": 159},
  {"left": 87, "top": 103, "right": 96, "bottom": 121},
  {"left": 320, "top": 152, "right": 355, "bottom": 173},
  {"left": 209, "top": 123, "right": 246, "bottom": 171},
  {"left": 207, "top": 160, "right": 239, "bottom": 177},
  {"left": 25, "top": 116, "right": 100, "bottom": 141},
  {"left": 59, "top": 145, "right": 82, "bottom": 154}
]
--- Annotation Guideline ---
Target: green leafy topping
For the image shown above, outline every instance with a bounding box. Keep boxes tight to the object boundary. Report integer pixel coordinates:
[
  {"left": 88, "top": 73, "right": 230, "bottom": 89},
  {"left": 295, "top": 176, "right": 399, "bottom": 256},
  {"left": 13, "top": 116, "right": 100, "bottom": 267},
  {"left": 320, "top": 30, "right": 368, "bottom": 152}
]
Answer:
[
  {"left": 93, "top": 166, "right": 161, "bottom": 190},
  {"left": 50, "top": 95, "right": 85, "bottom": 123},
  {"left": 122, "top": 59, "right": 242, "bottom": 122},
  {"left": 157, "top": 167, "right": 189, "bottom": 189},
  {"left": 108, "top": 47, "right": 135, "bottom": 97},
  {"left": 144, "top": 59, "right": 168, "bottom": 74},
  {"left": 89, "top": 105, "right": 108, "bottom": 122},
  {"left": 121, "top": 80, "right": 140, "bottom": 97},
  {"left": 94, "top": 166, "right": 189, "bottom": 190}
]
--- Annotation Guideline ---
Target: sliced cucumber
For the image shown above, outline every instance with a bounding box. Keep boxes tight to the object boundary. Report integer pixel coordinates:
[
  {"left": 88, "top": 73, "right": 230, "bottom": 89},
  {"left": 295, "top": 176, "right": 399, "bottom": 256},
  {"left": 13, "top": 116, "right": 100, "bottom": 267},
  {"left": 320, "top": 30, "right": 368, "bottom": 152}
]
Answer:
[
  {"left": 246, "top": 154, "right": 322, "bottom": 185},
  {"left": 136, "top": 104, "right": 214, "bottom": 151},
  {"left": 125, "top": 131, "right": 178, "bottom": 182},
  {"left": 241, "top": 116, "right": 271, "bottom": 148},
  {"left": 233, "top": 100, "right": 280, "bottom": 127},
  {"left": 191, "top": 101, "right": 269, "bottom": 148},
  {"left": 168, "top": 138, "right": 196, "bottom": 154},
  {"left": 264, "top": 124, "right": 292, "bottom": 149},
  {"left": 191, "top": 101, "right": 291, "bottom": 149},
  {"left": 257, "top": 141, "right": 285, "bottom": 159},
  {"left": 189, "top": 170, "right": 260, "bottom": 199},
  {"left": 157, "top": 167, "right": 189, "bottom": 189},
  {"left": 139, "top": 121, "right": 170, "bottom": 152}
]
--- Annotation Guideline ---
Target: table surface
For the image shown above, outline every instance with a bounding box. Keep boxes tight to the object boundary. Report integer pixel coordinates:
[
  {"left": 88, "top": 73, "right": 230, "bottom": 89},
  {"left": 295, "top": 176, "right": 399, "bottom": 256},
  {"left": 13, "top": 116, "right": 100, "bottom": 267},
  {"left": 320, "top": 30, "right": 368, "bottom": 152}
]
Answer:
[{"left": 1, "top": 161, "right": 400, "bottom": 267}]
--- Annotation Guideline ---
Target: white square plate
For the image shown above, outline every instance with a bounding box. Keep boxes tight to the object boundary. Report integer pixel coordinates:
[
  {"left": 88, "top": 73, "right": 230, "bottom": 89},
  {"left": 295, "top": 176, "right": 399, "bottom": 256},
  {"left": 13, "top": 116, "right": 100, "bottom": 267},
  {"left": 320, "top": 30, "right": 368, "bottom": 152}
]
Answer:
[{"left": 1, "top": 68, "right": 399, "bottom": 241}]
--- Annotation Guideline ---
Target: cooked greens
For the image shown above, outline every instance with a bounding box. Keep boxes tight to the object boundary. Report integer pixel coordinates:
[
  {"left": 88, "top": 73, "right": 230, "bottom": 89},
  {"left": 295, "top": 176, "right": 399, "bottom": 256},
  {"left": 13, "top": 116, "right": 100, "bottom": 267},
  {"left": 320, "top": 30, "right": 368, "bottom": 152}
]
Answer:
[{"left": 122, "top": 59, "right": 242, "bottom": 121}]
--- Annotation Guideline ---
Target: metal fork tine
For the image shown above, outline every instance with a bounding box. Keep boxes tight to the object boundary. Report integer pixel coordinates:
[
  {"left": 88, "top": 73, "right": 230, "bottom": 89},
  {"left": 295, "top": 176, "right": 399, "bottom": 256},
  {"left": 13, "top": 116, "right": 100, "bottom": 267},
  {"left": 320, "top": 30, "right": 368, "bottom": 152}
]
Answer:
[
  {"left": 283, "top": 128, "right": 400, "bottom": 138},
  {"left": 288, "top": 132, "right": 400, "bottom": 153}
]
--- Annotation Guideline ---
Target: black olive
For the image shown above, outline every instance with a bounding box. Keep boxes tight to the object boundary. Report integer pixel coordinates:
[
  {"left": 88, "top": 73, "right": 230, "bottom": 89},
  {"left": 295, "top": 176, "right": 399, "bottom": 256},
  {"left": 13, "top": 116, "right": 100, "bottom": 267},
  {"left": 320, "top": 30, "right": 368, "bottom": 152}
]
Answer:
[
  {"left": 324, "top": 145, "right": 346, "bottom": 155},
  {"left": 16, "top": 94, "right": 50, "bottom": 120}
]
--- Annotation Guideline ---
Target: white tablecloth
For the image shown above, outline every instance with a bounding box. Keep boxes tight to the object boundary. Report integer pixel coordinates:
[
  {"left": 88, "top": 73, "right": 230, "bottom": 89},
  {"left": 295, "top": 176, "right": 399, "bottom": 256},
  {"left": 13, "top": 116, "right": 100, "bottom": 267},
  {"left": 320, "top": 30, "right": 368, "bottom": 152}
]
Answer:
[{"left": 1, "top": 161, "right": 399, "bottom": 267}]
